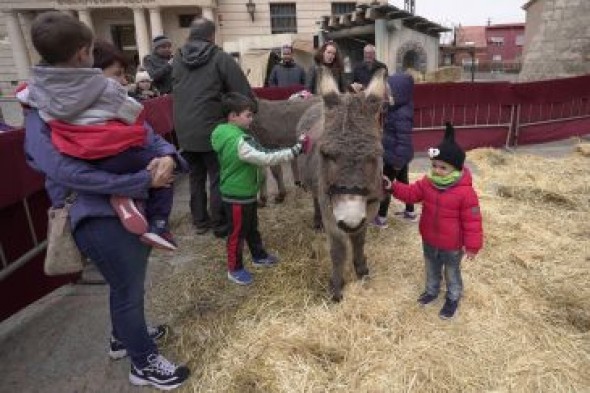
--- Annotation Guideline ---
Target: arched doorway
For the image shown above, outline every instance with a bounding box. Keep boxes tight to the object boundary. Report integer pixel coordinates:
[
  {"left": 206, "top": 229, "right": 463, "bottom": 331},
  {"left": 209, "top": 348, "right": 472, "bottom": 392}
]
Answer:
[{"left": 395, "top": 41, "right": 427, "bottom": 73}]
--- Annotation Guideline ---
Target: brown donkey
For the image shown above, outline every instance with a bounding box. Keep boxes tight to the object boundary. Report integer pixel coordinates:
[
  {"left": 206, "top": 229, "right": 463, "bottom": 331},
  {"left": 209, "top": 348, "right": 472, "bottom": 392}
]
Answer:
[{"left": 297, "top": 68, "right": 387, "bottom": 301}]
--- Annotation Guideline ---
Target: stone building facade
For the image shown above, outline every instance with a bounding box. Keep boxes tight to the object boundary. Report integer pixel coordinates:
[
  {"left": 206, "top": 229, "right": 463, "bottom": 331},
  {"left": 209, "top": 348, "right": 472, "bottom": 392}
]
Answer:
[
  {"left": 0, "top": 0, "right": 334, "bottom": 93},
  {"left": 0, "top": 0, "right": 445, "bottom": 93},
  {"left": 519, "top": 0, "right": 590, "bottom": 81}
]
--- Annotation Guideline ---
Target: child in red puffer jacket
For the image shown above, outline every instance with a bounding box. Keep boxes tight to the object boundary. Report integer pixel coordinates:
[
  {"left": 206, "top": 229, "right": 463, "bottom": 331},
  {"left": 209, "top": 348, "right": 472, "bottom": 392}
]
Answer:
[{"left": 384, "top": 123, "right": 483, "bottom": 320}]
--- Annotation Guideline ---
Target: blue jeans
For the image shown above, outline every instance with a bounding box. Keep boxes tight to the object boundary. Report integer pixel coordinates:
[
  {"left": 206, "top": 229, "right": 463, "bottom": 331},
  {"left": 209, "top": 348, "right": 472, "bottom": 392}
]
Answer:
[
  {"left": 422, "top": 243, "right": 464, "bottom": 301},
  {"left": 73, "top": 217, "right": 157, "bottom": 368}
]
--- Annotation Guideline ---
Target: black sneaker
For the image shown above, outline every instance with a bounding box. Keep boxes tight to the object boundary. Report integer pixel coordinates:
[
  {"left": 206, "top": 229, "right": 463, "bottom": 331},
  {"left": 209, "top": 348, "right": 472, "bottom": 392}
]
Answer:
[
  {"left": 439, "top": 298, "right": 459, "bottom": 320},
  {"left": 109, "top": 324, "right": 169, "bottom": 360},
  {"left": 129, "top": 354, "right": 189, "bottom": 391},
  {"left": 417, "top": 292, "right": 438, "bottom": 306}
]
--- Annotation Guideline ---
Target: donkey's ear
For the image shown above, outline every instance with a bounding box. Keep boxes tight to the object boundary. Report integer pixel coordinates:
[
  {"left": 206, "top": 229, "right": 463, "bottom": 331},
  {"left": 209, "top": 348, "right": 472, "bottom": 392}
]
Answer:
[
  {"left": 364, "top": 68, "right": 387, "bottom": 103},
  {"left": 317, "top": 66, "right": 340, "bottom": 99}
]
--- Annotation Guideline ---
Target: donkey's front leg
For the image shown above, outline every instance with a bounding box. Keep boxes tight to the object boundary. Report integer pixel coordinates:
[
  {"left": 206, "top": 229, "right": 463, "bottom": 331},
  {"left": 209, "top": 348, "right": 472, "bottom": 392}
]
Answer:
[
  {"left": 270, "top": 165, "right": 286, "bottom": 203},
  {"left": 328, "top": 233, "right": 347, "bottom": 302},
  {"left": 350, "top": 227, "right": 369, "bottom": 279},
  {"left": 312, "top": 197, "right": 323, "bottom": 230}
]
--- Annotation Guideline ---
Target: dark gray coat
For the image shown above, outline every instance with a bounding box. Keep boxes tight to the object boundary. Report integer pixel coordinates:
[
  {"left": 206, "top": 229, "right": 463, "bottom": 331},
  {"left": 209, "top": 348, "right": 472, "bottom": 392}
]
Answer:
[
  {"left": 383, "top": 73, "right": 414, "bottom": 168},
  {"left": 268, "top": 61, "right": 306, "bottom": 87},
  {"left": 172, "top": 39, "right": 253, "bottom": 152},
  {"left": 143, "top": 52, "right": 173, "bottom": 94}
]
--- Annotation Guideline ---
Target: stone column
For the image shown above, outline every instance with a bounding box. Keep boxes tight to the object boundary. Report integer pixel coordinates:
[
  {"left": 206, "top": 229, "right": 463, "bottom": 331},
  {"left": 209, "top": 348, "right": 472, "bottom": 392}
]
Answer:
[
  {"left": 4, "top": 10, "right": 30, "bottom": 80},
  {"left": 148, "top": 7, "right": 163, "bottom": 38},
  {"left": 132, "top": 7, "right": 150, "bottom": 63},
  {"left": 78, "top": 9, "right": 94, "bottom": 31},
  {"left": 374, "top": 17, "right": 388, "bottom": 65},
  {"left": 202, "top": 7, "right": 214, "bottom": 21}
]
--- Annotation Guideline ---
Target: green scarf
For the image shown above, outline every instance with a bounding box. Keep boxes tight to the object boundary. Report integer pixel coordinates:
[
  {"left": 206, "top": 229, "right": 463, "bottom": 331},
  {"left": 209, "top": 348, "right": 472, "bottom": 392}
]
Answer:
[{"left": 427, "top": 170, "right": 462, "bottom": 188}]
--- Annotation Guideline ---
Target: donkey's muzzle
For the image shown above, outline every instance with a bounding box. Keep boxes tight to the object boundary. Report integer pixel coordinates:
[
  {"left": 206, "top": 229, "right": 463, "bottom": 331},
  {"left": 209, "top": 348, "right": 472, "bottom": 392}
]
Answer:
[
  {"left": 327, "top": 185, "right": 369, "bottom": 197},
  {"left": 337, "top": 218, "right": 366, "bottom": 233}
]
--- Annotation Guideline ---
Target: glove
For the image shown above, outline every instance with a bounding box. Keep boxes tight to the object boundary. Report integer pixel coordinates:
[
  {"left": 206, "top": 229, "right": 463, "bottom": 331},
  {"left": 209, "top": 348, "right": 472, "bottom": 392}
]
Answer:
[
  {"left": 382, "top": 175, "right": 393, "bottom": 192},
  {"left": 291, "top": 134, "right": 311, "bottom": 157}
]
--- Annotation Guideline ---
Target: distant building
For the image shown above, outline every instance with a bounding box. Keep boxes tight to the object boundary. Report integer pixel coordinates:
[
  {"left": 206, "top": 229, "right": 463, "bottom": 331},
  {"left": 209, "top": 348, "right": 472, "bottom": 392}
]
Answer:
[{"left": 440, "top": 23, "right": 524, "bottom": 74}]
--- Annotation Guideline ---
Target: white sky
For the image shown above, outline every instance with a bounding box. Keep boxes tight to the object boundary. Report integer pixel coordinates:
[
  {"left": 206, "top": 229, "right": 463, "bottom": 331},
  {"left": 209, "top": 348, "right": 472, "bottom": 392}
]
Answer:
[{"left": 388, "top": 0, "right": 526, "bottom": 27}]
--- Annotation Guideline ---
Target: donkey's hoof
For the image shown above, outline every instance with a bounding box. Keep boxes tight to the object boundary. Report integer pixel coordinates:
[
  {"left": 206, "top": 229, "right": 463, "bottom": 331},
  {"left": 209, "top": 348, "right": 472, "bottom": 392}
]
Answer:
[
  {"left": 331, "top": 292, "right": 343, "bottom": 302},
  {"left": 294, "top": 180, "right": 303, "bottom": 188},
  {"left": 274, "top": 192, "right": 286, "bottom": 203},
  {"left": 313, "top": 221, "right": 324, "bottom": 231},
  {"left": 356, "top": 267, "right": 370, "bottom": 279},
  {"left": 258, "top": 198, "right": 267, "bottom": 208}
]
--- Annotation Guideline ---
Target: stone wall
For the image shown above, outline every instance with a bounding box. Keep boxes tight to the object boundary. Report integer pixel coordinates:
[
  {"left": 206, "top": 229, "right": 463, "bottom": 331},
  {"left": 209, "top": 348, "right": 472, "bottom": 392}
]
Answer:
[{"left": 519, "top": 0, "right": 590, "bottom": 82}]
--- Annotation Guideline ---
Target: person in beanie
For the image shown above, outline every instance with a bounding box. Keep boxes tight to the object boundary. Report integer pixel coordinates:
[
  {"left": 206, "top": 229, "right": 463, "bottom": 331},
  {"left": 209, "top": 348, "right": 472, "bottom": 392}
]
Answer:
[
  {"left": 267, "top": 44, "right": 306, "bottom": 87},
  {"left": 143, "top": 35, "right": 173, "bottom": 94},
  {"left": 172, "top": 17, "right": 254, "bottom": 237},
  {"left": 383, "top": 123, "right": 483, "bottom": 320},
  {"left": 129, "top": 70, "right": 159, "bottom": 101}
]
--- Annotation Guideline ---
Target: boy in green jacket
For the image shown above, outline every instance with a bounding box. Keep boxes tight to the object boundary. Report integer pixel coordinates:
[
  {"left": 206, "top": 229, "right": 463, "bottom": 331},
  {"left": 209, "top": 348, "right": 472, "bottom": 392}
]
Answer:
[{"left": 211, "top": 92, "right": 307, "bottom": 285}]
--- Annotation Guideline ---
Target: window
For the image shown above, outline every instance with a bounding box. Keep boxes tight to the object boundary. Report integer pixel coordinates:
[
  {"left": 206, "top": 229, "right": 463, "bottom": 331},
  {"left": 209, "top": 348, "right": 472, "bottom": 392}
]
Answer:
[
  {"left": 489, "top": 36, "right": 504, "bottom": 46},
  {"left": 332, "top": 2, "right": 356, "bottom": 15},
  {"left": 178, "top": 14, "right": 197, "bottom": 28},
  {"left": 492, "top": 54, "right": 502, "bottom": 62},
  {"left": 270, "top": 3, "right": 297, "bottom": 34},
  {"left": 515, "top": 35, "right": 525, "bottom": 46}
]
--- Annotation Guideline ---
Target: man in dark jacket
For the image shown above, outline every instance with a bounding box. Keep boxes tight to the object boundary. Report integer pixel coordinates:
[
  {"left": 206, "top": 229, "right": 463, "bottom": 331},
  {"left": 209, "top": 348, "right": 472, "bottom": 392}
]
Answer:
[
  {"left": 172, "top": 17, "right": 254, "bottom": 236},
  {"left": 351, "top": 44, "right": 388, "bottom": 92},
  {"left": 143, "top": 35, "right": 174, "bottom": 94},
  {"left": 267, "top": 44, "right": 306, "bottom": 87},
  {"left": 373, "top": 72, "right": 416, "bottom": 229}
]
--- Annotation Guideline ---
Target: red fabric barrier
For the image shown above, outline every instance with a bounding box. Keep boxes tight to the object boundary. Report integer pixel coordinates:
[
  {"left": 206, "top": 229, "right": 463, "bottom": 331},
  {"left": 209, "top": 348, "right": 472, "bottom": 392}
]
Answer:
[
  {"left": 516, "top": 117, "right": 590, "bottom": 145},
  {"left": 143, "top": 94, "right": 174, "bottom": 136},
  {"left": 414, "top": 82, "right": 515, "bottom": 106},
  {"left": 253, "top": 85, "right": 305, "bottom": 101},
  {"left": 0, "top": 129, "right": 45, "bottom": 209},
  {"left": 513, "top": 74, "right": 590, "bottom": 104},
  {"left": 0, "top": 187, "right": 77, "bottom": 322},
  {"left": 413, "top": 126, "right": 510, "bottom": 152}
]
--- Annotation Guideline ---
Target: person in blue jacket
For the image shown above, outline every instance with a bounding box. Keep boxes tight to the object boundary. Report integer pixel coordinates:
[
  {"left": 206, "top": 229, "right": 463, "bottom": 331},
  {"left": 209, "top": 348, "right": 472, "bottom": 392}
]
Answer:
[
  {"left": 373, "top": 72, "right": 416, "bottom": 228},
  {"left": 23, "top": 35, "right": 190, "bottom": 390}
]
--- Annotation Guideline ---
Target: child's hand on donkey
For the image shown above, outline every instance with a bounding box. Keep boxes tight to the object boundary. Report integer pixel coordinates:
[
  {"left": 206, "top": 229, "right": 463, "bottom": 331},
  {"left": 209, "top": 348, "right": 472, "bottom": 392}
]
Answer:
[
  {"left": 382, "top": 175, "right": 393, "bottom": 192},
  {"left": 292, "top": 133, "right": 311, "bottom": 156}
]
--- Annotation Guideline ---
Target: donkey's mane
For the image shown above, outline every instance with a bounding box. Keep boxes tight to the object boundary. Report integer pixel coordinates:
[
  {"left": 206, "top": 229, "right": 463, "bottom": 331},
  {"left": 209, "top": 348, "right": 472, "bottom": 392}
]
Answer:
[{"left": 320, "top": 94, "right": 383, "bottom": 157}]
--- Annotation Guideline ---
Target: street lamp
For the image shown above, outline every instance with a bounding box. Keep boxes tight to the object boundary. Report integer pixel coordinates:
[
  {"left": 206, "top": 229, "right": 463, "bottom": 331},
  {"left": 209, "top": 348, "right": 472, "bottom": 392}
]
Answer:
[
  {"left": 465, "top": 41, "right": 476, "bottom": 82},
  {"left": 246, "top": 0, "right": 256, "bottom": 21}
]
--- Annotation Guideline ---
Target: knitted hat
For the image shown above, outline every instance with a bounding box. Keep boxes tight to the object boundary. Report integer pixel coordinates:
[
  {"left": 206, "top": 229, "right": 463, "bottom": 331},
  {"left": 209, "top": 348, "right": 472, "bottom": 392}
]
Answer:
[
  {"left": 152, "top": 35, "right": 172, "bottom": 50},
  {"left": 428, "top": 123, "right": 466, "bottom": 170},
  {"left": 135, "top": 70, "right": 152, "bottom": 83}
]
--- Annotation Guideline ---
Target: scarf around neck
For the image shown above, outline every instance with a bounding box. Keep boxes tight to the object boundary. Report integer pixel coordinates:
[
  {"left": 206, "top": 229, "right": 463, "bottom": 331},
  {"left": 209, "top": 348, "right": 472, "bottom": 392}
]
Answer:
[{"left": 427, "top": 169, "right": 462, "bottom": 189}]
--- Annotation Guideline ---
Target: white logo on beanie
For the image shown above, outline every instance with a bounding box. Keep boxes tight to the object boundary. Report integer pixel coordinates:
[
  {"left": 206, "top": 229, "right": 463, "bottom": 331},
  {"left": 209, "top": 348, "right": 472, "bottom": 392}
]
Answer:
[{"left": 428, "top": 148, "right": 440, "bottom": 159}]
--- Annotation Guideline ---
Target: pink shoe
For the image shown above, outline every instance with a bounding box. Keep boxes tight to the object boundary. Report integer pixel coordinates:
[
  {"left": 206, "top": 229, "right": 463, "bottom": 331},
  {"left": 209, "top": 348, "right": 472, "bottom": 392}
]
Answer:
[{"left": 110, "top": 196, "right": 148, "bottom": 235}]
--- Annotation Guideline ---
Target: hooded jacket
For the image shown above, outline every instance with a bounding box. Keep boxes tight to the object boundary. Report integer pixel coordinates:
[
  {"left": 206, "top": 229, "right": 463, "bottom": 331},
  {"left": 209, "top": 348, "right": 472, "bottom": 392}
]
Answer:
[
  {"left": 143, "top": 52, "right": 173, "bottom": 94},
  {"left": 383, "top": 73, "right": 414, "bottom": 169},
  {"left": 391, "top": 167, "right": 483, "bottom": 254},
  {"left": 24, "top": 109, "right": 187, "bottom": 230},
  {"left": 172, "top": 39, "right": 254, "bottom": 152},
  {"left": 18, "top": 66, "right": 146, "bottom": 159}
]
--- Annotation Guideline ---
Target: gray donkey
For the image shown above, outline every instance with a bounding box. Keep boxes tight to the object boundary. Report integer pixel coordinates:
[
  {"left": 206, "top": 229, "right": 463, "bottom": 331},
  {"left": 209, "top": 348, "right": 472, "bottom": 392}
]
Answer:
[
  {"left": 297, "top": 68, "right": 386, "bottom": 301},
  {"left": 250, "top": 96, "right": 321, "bottom": 206}
]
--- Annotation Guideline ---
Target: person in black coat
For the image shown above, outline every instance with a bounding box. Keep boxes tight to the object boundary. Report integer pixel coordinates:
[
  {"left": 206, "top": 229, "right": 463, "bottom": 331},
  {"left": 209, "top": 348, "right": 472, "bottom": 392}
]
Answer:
[
  {"left": 351, "top": 44, "right": 388, "bottom": 92},
  {"left": 172, "top": 17, "right": 254, "bottom": 237},
  {"left": 143, "top": 35, "right": 174, "bottom": 94},
  {"left": 373, "top": 72, "right": 416, "bottom": 228},
  {"left": 268, "top": 44, "right": 306, "bottom": 87}
]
